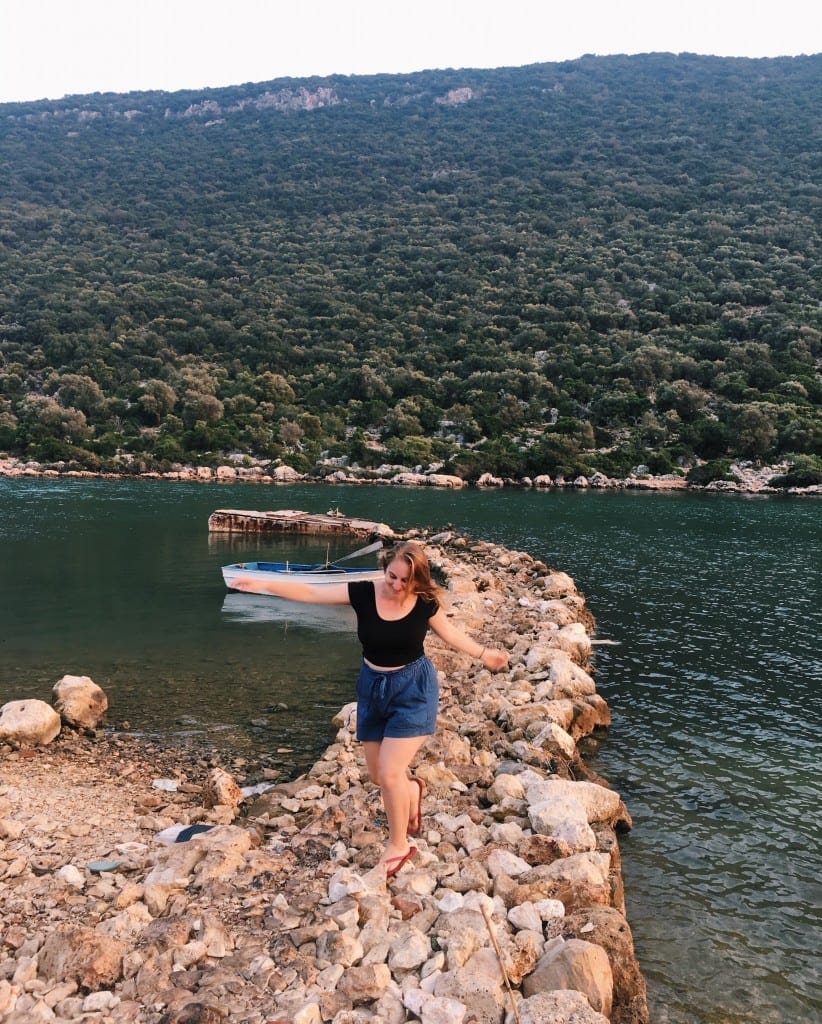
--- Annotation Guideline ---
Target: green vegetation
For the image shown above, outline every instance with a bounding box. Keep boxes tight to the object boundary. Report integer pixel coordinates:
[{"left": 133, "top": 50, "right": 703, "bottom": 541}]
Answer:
[{"left": 0, "top": 54, "right": 820, "bottom": 480}]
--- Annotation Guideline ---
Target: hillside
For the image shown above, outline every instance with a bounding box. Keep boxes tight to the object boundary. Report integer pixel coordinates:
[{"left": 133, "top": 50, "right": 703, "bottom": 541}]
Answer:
[{"left": 0, "top": 54, "right": 820, "bottom": 485}]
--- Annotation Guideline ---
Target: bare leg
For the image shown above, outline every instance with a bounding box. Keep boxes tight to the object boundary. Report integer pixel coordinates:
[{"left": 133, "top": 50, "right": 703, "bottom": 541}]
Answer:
[{"left": 363, "top": 736, "right": 426, "bottom": 863}]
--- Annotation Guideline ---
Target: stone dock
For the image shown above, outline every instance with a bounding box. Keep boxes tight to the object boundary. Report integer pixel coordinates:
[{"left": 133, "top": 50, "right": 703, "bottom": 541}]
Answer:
[{"left": 0, "top": 516, "right": 649, "bottom": 1024}]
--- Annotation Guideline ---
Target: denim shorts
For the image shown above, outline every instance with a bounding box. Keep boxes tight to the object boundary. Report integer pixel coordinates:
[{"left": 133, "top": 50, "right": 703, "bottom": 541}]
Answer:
[{"left": 355, "top": 655, "right": 439, "bottom": 741}]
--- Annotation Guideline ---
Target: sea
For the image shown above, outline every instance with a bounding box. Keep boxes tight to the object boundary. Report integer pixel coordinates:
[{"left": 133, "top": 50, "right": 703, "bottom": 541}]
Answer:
[{"left": 0, "top": 476, "right": 819, "bottom": 1024}]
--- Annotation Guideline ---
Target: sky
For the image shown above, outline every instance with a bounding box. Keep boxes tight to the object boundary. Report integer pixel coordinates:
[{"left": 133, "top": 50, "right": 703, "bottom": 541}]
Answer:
[{"left": 2, "top": 0, "right": 820, "bottom": 104}]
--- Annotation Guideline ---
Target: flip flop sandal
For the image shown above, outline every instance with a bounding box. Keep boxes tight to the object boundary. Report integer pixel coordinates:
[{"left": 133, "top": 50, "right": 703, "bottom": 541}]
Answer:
[
  {"left": 384, "top": 846, "right": 417, "bottom": 878},
  {"left": 407, "top": 776, "right": 425, "bottom": 837}
]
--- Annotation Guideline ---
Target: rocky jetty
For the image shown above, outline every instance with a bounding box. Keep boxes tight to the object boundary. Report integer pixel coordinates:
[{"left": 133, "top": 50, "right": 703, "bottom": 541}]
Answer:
[{"left": 0, "top": 533, "right": 648, "bottom": 1024}]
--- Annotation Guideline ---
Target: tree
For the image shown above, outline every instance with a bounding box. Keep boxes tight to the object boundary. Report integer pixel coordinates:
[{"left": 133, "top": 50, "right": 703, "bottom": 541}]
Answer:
[
  {"left": 138, "top": 380, "right": 177, "bottom": 425},
  {"left": 733, "top": 404, "right": 778, "bottom": 459}
]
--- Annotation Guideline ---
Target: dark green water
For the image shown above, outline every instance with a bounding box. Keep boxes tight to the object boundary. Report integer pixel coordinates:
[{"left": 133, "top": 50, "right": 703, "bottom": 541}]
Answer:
[{"left": 1, "top": 477, "right": 819, "bottom": 1024}]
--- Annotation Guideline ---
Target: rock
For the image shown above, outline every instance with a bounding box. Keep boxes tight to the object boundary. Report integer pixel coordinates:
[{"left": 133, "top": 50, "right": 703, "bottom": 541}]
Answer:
[
  {"left": 434, "top": 947, "right": 506, "bottom": 1024},
  {"left": 565, "top": 906, "right": 649, "bottom": 1024},
  {"left": 434, "top": 909, "right": 488, "bottom": 969},
  {"left": 159, "top": 1004, "right": 225, "bottom": 1024},
  {"left": 526, "top": 778, "right": 623, "bottom": 827},
  {"left": 403, "top": 988, "right": 470, "bottom": 1024},
  {"left": 315, "top": 929, "right": 364, "bottom": 967},
  {"left": 387, "top": 925, "right": 431, "bottom": 970},
  {"left": 38, "top": 926, "right": 128, "bottom": 990},
  {"left": 513, "top": 988, "right": 610, "bottom": 1024},
  {"left": 554, "top": 622, "right": 592, "bottom": 662},
  {"left": 528, "top": 721, "right": 577, "bottom": 759},
  {"left": 507, "top": 901, "right": 543, "bottom": 932},
  {"left": 202, "top": 767, "right": 242, "bottom": 808},
  {"left": 542, "top": 571, "right": 577, "bottom": 597},
  {"left": 487, "top": 774, "right": 526, "bottom": 803},
  {"left": 528, "top": 793, "right": 595, "bottom": 851},
  {"left": 538, "top": 851, "right": 613, "bottom": 909},
  {"left": 0, "top": 699, "right": 61, "bottom": 747},
  {"left": 522, "top": 937, "right": 613, "bottom": 1017},
  {"left": 336, "top": 963, "right": 392, "bottom": 1004},
  {"left": 273, "top": 465, "right": 305, "bottom": 482},
  {"left": 52, "top": 674, "right": 108, "bottom": 732},
  {"left": 476, "top": 473, "right": 504, "bottom": 488},
  {"left": 55, "top": 863, "right": 86, "bottom": 888}
]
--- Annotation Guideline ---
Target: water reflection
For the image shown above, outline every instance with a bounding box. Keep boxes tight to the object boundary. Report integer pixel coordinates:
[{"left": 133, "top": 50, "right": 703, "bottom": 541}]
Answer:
[{"left": 221, "top": 591, "right": 356, "bottom": 633}]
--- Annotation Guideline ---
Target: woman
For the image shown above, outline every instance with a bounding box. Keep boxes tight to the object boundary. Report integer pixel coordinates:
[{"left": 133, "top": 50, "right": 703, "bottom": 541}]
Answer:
[{"left": 231, "top": 540, "right": 508, "bottom": 877}]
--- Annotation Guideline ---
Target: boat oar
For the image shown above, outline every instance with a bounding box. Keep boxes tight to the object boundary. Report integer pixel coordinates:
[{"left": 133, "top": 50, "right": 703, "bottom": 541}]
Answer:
[{"left": 329, "top": 540, "right": 384, "bottom": 566}]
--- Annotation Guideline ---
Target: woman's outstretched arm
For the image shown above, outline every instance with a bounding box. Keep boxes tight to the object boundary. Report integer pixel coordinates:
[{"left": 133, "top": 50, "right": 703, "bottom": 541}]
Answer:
[
  {"left": 229, "top": 576, "right": 351, "bottom": 605},
  {"left": 428, "top": 608, "right": 508, "bottom": 671}
]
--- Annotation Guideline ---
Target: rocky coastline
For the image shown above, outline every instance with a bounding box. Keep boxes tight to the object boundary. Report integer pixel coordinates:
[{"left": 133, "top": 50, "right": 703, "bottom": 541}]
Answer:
[
  {"left": 0, "top": 532, "right": 650, "bottom": 1024},
  {"left": 1, "top": 454, "right": 818, "bottom": 496}
]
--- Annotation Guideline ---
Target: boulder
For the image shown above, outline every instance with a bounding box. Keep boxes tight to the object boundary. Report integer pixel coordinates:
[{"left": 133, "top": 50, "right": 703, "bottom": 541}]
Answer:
[
  {"left": 38, "top": 927, "right": 128, "bottom": 990},
  {"left": 427, "top": 474, "right": 466, "bottom": 488},
  {"left": 512, "top": 988, "right": 610, "bottom": 1024},
  {"left": 554, "top": 623, "right": 592, "bottom": 663},
  {"left": 526, "top": 779, "right": 623, "bottom": 827},
  {"left": 476, "top": 473, "right": 504, "bottom": 488},
  {"left": 52, "top": 674, "right": 108, "bottom": 732},
  {"left": 273, "top": 464, "right": 305, "bottom": 481},
  {"left": 0, "top": 699, "right": 61, "bottom": 747},
  {"left": 522, "top": 937, "right": 613, "bottom": 1018},
  {"left": 564, "top": 906, "right": 649, "bottom": 1024},
  {"left": 434, "top": 947, "right": 507, "bottom": 1024},
  {"left": 542, "top": 571, "right": 577, "bottom": 597}
]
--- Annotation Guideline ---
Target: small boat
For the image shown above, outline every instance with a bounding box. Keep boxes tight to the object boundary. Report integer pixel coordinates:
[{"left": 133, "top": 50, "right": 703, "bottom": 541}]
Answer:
[{"left": 222, "top": 560, "right": 384, "bottom": 590}]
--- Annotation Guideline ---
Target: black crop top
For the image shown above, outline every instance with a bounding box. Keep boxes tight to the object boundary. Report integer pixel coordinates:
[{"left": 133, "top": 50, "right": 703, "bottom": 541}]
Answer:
[{"left": 348, "top": 580, "right": 438, "bottom": 667}]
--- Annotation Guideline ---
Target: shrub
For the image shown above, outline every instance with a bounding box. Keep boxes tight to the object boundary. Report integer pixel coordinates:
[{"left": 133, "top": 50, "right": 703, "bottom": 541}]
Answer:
[
  {"left": 686, "top": 459, "right": 736, "bottom": 485},
  {"left": 768, "top": 455, "right": 822, "bottom": 488}
]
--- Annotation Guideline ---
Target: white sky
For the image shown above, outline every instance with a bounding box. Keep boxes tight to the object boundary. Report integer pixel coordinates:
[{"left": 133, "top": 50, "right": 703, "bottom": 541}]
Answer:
[{"left": 2, "top": 0, "right": 820, "bottom": 104}]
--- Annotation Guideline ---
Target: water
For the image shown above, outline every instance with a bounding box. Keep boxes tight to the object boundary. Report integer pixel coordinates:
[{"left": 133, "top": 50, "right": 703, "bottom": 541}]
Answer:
[{"left": 0, "top": 477, "right": 819, "bottom": 1024}]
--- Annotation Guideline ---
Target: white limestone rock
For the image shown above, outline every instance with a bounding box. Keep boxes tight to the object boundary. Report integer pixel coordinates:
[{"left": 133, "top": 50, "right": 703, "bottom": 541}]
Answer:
[
  {"left": 542, "top": 571, "right": 577, "bottom": 597},
  {"left": 555, "top": 622, "right": 592, "bottom": 663},
  {"left": 511, "top": 988, "right": 610, "bottom": 1024},
  {"left": 403, "top": 988, "right": 469, "bottom": 1024},
  {"left": 52, "top": 674, "right": 108, "bottom": 732},
  {"left": 527, "top": 793, "right": 596, "bottom": 852},
  {"left": 486, "top": 849, "right": 532, "bottom": 879},
  {"left": 388, "top": 926, "right": 432, "bottom": 970},
  {"left": 522, "top": 937, "right": 613, "bottom": 1018},
  {"left": 0, "top": 699, "right": 61, "bottom": 747},
  {"left": 487, "top": 774, "right": 526, "bottom": 803},
  {"left": 507, "top": 902, "right": 543, "bottom": 933},
  {"left": 526, "top": 778, "right": 623, "bottom": 825},
  {"left": 434, "top": 947, "right": 506, "bottom": 1024}
]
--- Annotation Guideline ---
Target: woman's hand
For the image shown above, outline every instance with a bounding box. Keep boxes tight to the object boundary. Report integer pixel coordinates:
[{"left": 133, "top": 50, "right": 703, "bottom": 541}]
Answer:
[
  {"left": 481, "top": 648, "right": 509, "bottom": 671},
  {"left": 230, "top": 576, "right": 258, "bottom": 593}
]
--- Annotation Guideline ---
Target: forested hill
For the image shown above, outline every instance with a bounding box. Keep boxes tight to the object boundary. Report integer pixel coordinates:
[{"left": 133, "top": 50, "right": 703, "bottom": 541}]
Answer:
[{"left": 1, "top": 53, "right": 820, "bottom": 484}]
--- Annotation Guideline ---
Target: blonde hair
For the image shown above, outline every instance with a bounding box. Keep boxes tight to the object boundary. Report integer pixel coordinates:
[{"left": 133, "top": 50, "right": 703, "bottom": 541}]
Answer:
[{"left": 381, "top": 541, "right": 442, "bottom": 606}]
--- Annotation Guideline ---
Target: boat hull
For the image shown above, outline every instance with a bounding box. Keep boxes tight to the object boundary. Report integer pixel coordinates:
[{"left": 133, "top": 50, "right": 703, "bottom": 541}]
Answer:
[{"left": 222, "top": 561, "right": 383, "bottom": 589}]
